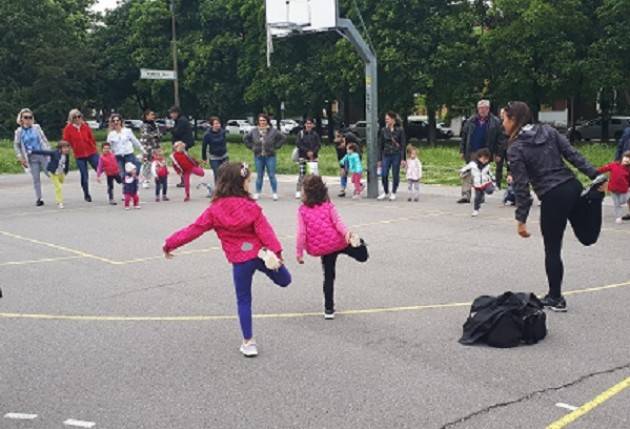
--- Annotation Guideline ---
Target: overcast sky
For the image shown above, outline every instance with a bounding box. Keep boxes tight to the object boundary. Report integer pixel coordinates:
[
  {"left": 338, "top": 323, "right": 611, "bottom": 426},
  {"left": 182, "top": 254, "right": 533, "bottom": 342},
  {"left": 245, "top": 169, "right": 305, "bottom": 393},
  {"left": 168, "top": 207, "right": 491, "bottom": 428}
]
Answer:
[{"left": 92, "top": 0, "right": 119, "bottom": 13}]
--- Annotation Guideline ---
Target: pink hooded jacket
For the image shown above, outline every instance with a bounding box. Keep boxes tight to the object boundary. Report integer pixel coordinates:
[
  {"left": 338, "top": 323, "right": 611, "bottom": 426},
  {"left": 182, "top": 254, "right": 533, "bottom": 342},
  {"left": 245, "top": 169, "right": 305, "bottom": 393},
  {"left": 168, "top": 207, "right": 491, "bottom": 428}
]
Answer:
[
  {"left": 163, "top": 197, "right": 282, "bottom": 264},
  {"left": 297, "top": 201, "right": 348, "bottom": 258}
]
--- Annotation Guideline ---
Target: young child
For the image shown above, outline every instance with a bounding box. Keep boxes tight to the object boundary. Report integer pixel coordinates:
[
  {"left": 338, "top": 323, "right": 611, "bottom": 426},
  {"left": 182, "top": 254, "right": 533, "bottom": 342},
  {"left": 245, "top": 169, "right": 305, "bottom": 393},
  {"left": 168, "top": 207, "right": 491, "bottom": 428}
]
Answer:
[
  {"left": 503, "top": 174, "right": 516, "bottom": 206},
  {"left": 151, "top": 148, "right": 170, "bottom": 202},
  {"left": 123, "top": 162, "right": 140, "bottom": 210},
  {"left": 339, "top": 143, "right": 363, "bottom": 199},
  {"left": 30, "top": 141, "right": 71, "bottom": 209},
  {"left": 405, "top": 144, "right": 422, "bottom": 202},
  {"left": 97, "top": 142, "right": 121, "bottom": 205},
  {"left": 597, "top": 151, "right": 630, "bottom": 224},
  {"left": 163, "top": 162, "right": 291, "bottom": 357},
  {"left": 171, "top": 141, "right": 205, "bottom": 201},
  {"left": 460, "top": 148, "right": 495, "bottom": 217},
  {"left": 296, "top": 175, "right": 369, "bottom": 319}
]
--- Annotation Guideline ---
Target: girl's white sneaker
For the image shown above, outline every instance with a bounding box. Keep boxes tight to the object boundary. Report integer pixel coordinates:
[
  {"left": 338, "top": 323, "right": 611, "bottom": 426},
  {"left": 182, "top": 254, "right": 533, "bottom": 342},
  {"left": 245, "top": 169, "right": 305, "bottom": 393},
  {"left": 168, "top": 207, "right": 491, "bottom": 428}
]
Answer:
[
  {"left": 258, "top": 248, "right": 281, "bottom": 271},
  {"left": 240, "top": 340, "right": 258, "bottom": 357},
  {"left": 615, "top": 217, "right": 623, "bottom": 225},
  {"left": 295, "top": 191, "right": 301, "bottom": 199},
  {"left": 349, "top": 232, "right": 361, "bottom": 248}
]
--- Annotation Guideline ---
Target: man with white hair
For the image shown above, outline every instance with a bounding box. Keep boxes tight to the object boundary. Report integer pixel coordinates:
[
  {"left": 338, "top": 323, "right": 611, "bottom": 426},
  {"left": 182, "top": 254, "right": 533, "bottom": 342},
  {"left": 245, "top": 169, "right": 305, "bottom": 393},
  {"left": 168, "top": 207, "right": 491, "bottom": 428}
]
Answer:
[{"left": 458, "top": 99, "right": 506, "bottom": 203}]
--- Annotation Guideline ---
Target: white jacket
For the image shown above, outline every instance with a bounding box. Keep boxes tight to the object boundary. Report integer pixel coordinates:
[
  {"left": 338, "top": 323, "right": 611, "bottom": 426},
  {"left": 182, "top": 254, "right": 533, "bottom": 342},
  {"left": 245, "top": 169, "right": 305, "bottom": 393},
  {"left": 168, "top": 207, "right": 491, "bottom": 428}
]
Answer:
[
  {"left": 107, "top": 128, "right": 143, "bottom": 156},
  {"left": 461, "top": 161, "right": 494, "bottom": 189},
  {"left": 406, "top": 158, "right": 422, "bottom": 181}
]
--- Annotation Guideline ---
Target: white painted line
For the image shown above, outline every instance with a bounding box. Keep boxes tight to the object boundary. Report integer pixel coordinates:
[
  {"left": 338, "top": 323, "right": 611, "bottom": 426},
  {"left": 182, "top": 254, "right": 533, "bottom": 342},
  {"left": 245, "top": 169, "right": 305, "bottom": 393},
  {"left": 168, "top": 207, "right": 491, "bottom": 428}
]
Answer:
[
  {"left": 63, "top": 418, "right": 96, "bottom": 428},
  {"left": 555, "top": 402, "right": 579, "bottom": 411},
  {"left": 4, "top": 412, "right": 38, "bottom": 419}
]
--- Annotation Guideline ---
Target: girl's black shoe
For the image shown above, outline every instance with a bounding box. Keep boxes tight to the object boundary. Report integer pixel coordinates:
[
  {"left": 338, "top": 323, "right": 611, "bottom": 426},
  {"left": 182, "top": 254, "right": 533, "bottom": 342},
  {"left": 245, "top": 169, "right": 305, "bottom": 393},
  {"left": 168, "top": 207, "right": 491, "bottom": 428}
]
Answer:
[
  {"left": 36, "top": 200, "right": 44, "bottom": 207},
  {"left": 540, "top": 295, "right": 567, "bottom": 312}
]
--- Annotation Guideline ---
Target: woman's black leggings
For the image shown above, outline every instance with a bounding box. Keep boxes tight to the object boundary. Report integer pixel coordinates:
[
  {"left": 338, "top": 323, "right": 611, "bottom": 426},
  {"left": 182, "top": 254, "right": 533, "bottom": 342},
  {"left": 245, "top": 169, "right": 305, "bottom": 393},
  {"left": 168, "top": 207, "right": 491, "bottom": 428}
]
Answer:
[{"left": 540, "top": 179, "right": 603, "bottom": 298}]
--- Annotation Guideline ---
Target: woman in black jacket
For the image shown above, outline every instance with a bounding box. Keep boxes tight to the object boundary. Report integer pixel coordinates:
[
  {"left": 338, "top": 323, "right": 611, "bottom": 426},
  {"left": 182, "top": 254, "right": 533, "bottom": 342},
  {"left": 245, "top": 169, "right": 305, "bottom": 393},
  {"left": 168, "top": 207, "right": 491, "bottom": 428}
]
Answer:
[
  {"left": 378, "top": 111, "right": 406, "bottom": 201},
  {"left": 202, "top": 117, "right": 228, "bottom": 186},
  {"left": 504, "top": 101, "right": 607, "bottom": 312}
]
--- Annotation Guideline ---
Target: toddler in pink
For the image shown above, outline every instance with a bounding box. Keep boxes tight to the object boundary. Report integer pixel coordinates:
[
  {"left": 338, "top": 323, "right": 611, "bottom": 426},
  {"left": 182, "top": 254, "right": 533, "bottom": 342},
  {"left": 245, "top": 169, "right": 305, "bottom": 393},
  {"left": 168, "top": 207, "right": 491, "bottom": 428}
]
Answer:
[{"left": 296, "top": 175, "right": 368, "bottom": 319}]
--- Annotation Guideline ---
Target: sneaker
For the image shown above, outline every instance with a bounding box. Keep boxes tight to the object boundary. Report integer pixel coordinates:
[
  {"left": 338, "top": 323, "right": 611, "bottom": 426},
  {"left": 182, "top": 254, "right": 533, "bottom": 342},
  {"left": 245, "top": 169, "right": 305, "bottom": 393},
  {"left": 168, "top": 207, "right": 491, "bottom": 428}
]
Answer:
[
  {"left": 272, "top": 193, "right": 279, "bottom": 201},
  {"left": 581, "top": 174, "right": 608, "bottom": 198},
  {"left": 457, "top": 198, "right": 470, "bottom": 204},
  {"left": 472, "top": 210, "right": 479, "bottom": 217},
  {"left": 540, "top": 295, "right": 567, "bottom": 312},
  {"left": 155, "top": 197, "right": 161, "bottom": 202},
  {"left": 162, "top": 196, "right": 170, "bottom": 202},
  {"left": 622, "top": 214, "right": 630, "bottom": 221},
  {"left": 349, "top": 232, "right": 361, "bottom": 248},
  {"left": 184, "top": 196, "right": 190, "bottom": 202},
  {"left": 124, "top": 206, "right": 131, "bottom": 211},
  {"left": 109, "top": 200, "right": 117, "bottom": 206},
  {"left": 616, "top": 217, "right": 623, "bottom": 225},
  {"left": 142, "top": 181, "right": 150, "bottom": 189},
  {"left": 84, "top": 195, "right": 92, "bottom": 202},
  {"left": 176, "top": 182, "right": 185, "bottom": 188},
  {"left": 407, "top": 197, "right": 412, "bottom": 202},
  {"left": 414, "top": 197, "right": 419, "bottom": 202},
  {"left": 134, "top": 205, "right": 141, "bottom": 210},
  {"left": 57, "top": 203, "right": 64, "bottom": 209},
  {"left": 377, "top": 193, "right": 388, "bottom": 201},
  {"left": 252, "top": 193, "right": 260, "bottom": 200},
  {"left": 389, "top": 193, "right": 396, "bottom": 201},
  {"left": 295, "top": 191, "right": 301, "bottom": 199},
  {"left": 338, "top": 190, "right": 346, "bottom": 198},
  {"left": 36, "top": 200, "right": 44, "bottom": 207},
  {"left": 240, "top": 340, "right": 258, "bottom": 358},
  {"left": 352, "top": 194, "right": 360, "bottom": 200},
  {"left": 324, "top": 309, "right": 335, "bottom": 320},
  {"left": 258, "top": 248, "right": 282, "bottom": 271}
]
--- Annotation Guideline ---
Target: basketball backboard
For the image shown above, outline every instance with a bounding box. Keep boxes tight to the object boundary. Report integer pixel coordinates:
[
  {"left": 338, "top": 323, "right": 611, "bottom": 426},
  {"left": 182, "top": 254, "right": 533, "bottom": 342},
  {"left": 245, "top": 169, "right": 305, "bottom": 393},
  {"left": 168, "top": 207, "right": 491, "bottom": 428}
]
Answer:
[{"left": 266, "top": 0, "right": 338, "bottom": 37}]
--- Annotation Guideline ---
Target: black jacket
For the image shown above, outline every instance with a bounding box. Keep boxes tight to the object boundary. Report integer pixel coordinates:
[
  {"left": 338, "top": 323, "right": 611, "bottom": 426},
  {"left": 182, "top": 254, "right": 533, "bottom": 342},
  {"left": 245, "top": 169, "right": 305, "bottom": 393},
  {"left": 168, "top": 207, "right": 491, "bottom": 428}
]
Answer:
[
  {"left": 507, "top": 124, "right": 598, "bottom": 223},
  {"left": 379, "top": 125, "right": 406, "bottom": 160},
  {"left": 202, "top": 128, "right": 228, "bottom": 160},
  {"left": 171, "top": 116, "right": 194, "bottom": 148},
  {"left": 296, "top": 130, "right": 321, "bottom": 159},
  {"left": 30, "top": 149, "right": 70, "bottom": 175},
  {"left": 460, "top": 114, "right": 506, "bottom": 161}
]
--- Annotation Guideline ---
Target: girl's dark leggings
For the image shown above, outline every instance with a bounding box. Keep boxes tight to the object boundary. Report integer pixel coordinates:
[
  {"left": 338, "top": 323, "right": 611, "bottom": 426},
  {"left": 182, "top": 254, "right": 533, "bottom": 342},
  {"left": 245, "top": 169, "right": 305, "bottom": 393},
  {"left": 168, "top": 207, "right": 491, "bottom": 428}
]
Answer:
[
  {"left": 321, "top": 244, "right": 369, "bottom": 312},
  {"left": 540, "top": 179, "right": 602, "bottom": 298}
]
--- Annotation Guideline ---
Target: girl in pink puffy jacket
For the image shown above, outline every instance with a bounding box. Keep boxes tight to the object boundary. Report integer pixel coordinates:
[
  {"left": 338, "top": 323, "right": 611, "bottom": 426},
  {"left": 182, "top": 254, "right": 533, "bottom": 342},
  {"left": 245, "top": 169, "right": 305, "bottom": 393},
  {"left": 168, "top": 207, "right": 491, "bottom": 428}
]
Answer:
[
  {"left": 163, "top": 162, "right": 291, "bottom": 358},
  {"left": 296, "top": 175, "right": 369, "bottom": 319}
]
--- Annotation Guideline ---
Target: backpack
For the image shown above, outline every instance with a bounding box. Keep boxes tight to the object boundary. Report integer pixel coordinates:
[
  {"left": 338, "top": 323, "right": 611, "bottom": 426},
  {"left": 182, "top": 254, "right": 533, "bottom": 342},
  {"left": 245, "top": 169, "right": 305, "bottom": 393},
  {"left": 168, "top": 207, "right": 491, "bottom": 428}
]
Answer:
[{"left": 459, "top": 292, "right": 547, "bottom": 348}]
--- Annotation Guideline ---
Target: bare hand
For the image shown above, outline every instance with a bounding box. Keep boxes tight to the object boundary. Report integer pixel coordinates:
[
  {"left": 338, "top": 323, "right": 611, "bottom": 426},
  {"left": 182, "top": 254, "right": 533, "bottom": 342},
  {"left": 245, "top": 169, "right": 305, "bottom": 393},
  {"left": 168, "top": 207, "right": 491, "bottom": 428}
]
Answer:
[
  {"left": 19, "top": 159, "right": 27, "bottom": 168},
  {"left": 517, "top": 223, "right": 531, "bottom": 238},
  {"left": 297, "top": 256, "right": 304, "bottom": 265},
  {"left": 401, "top": 160, "right": 407, "bottom": 169}
]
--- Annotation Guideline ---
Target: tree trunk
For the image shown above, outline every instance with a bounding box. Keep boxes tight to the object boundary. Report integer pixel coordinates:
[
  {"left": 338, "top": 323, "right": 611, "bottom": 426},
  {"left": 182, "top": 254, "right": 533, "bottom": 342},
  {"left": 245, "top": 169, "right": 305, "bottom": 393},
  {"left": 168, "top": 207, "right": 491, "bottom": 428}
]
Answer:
[{"left": 326, "top": 100, "right": 334, "bottom": 144}]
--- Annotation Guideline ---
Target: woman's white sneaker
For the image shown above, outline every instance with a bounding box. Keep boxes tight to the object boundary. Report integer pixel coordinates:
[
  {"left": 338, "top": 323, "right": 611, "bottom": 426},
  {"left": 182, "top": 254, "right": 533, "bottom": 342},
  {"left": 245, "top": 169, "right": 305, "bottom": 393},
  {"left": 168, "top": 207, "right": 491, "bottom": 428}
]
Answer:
[
  {"left": 389, "top": 193, "right": 397, "bottom": 201},
  {"left": 240, "top": 340, "right": 258, "bottom": 357},
  {"left": 377, "top": 193, "right": 388, "bottom": 201},
  {"left": 272, "top": 193, "right": 279, "bottom": 201}
]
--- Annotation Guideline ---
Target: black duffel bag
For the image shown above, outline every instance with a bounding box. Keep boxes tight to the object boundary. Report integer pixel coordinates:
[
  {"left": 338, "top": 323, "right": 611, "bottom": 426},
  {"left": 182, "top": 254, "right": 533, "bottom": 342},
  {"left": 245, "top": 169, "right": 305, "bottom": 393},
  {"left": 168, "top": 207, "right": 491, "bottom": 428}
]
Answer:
[{"left": 459, "top": 292, "right": 547, "bottom": 348}]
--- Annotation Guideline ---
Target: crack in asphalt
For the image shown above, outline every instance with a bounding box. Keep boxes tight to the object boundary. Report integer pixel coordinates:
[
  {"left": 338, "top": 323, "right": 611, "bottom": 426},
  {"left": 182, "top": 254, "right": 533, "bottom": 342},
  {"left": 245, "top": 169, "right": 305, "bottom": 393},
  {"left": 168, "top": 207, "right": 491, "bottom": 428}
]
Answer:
[{"left": 439, "top": 361, "right": 630, "bottom": 429}]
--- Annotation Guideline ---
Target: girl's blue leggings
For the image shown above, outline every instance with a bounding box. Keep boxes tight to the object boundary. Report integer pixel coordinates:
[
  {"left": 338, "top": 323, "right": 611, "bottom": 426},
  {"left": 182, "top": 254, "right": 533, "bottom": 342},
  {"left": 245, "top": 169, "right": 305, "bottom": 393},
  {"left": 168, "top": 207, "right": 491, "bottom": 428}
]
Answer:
[{"left": 232, "top": 258, "right": 292, "bottom": 340}]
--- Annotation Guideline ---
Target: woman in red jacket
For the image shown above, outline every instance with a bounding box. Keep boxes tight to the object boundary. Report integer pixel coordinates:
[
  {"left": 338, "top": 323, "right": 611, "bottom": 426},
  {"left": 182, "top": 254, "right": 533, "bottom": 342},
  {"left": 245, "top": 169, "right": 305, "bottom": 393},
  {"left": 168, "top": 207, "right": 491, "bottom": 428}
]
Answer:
[{"left": 63, "top": 109, "right": 99, "bottom": 202}]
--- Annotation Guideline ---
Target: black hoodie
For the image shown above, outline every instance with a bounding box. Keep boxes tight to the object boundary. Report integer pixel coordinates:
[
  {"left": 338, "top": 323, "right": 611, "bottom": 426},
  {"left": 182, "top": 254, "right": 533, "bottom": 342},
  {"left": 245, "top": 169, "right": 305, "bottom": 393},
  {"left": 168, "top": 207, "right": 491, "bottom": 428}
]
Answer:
[{"left": 507, "top": 124, "right": 598, "bottom": 223}]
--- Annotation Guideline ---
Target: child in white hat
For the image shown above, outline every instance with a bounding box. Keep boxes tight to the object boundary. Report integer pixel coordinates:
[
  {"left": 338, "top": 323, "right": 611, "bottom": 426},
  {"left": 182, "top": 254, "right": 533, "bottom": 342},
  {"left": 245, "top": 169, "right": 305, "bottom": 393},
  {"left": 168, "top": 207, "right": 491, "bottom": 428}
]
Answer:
[{"left": 123, "top": 162, "right": 140, "bottom": 210}]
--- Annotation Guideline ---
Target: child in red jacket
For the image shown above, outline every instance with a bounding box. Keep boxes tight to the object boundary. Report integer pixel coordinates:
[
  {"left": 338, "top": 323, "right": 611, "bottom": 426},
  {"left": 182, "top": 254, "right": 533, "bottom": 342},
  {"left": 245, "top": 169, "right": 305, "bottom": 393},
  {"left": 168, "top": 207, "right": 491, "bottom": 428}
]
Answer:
[
  {"left": 598, "top": 151, "right": 630, "bottom": 224},
  {"left": 96, "top": 142, "right": 121, "bottom": 205},
  {"left": 163, "top": 162, "right": 291, "bottom": 357},
  {"left": 170, "top": 141, "right": 204, "bottom": 201},
  {"left": 151, "top": 147, "right": 170, "bottom": 202},
  {"left": 296, "top": 175, "right": 368, "bottom": 319}
]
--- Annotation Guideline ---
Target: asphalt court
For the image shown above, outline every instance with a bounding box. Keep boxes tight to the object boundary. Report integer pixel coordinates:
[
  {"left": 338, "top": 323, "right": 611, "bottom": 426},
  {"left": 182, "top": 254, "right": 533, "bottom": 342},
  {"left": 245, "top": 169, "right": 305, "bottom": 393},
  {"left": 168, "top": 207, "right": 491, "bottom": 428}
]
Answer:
[{"left": 1, "top": 173, "right": 629, "bottom": 428}]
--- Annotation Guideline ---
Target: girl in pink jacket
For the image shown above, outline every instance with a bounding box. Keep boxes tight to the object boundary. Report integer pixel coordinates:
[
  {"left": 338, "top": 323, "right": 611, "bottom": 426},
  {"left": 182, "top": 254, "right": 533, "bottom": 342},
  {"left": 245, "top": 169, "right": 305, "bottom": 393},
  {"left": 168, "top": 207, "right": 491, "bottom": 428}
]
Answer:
[
  {"left": 296, "top": 175, "right": 368, "bottom": 319},
  {"left": 163, "top": 162, "right": 291, "bottom": 358}
]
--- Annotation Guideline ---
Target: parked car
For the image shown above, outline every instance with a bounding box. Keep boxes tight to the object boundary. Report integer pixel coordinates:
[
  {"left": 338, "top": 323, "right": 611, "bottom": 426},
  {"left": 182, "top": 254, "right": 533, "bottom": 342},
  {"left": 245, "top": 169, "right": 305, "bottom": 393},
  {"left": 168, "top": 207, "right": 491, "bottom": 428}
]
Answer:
[
  {"left": 86, "top": 120, "right": 100, "bottom": 130},
  {"left": 226, "top": 119, "right": 254, "bottom": 136},
  {"left": 437, "top": 122, "right": 454, "bottom": 138},
  {"left": 406, "top": 119, "right": 453, "bottom": 140},
  {"left": 124, "top": 119, "right": 143, "bottom": 130},
  {"left": 349, "top": 121, "right": 367, "bottom": 140},
  {"left": 281, "top": 119, "right": 300, "bottom": 134},
  {"left": 569, "top": 116, "right": 630, "bottom": 141},
  {"left": 155, "top": 118, "right": 174, "bottom": 133}
]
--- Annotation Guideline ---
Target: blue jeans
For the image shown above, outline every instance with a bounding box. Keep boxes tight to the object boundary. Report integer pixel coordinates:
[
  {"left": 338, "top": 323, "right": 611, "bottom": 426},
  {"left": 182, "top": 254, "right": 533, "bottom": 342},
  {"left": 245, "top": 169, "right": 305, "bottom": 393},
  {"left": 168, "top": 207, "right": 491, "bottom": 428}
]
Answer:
[
  {"left": 340, "top": 159, "right": 349, "bottom": 190},
  {"left": 232, "top": 258, "right": 292, "bottom": 340},
  {"left": 254, "top": 155, "right": 278, "bottom": 193},
  {"left": 209, "top": 157, "right": 228, "bottom": 185},
  {"left": 116, "top": 154, "right": 141, "bottom": 180},
  {"left": 381, "top": 152, "right": 402, "bottom": 194},
  {"left": 76, "top": 153, "right": 100, "bottom": 197}
]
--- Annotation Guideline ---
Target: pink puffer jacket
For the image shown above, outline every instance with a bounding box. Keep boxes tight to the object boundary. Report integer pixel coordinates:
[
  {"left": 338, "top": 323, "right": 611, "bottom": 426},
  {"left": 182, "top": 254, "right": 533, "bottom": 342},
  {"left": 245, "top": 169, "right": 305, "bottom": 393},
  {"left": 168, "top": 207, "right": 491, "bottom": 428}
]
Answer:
[
  {"left": 163, "top": 197, "right": 282, "bottom": 263},
  {"left": 297, "top": 201, "right": 348, "bottom": 258}
]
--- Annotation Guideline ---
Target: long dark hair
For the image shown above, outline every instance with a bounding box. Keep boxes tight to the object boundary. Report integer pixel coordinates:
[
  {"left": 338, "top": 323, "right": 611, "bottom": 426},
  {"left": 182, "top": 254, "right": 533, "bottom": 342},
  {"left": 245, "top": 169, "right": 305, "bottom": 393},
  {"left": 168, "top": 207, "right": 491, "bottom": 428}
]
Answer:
[
  {"left": 212, "top": 162, "right": 252, "bottom": 201},
  {"left": 503, "top": 101, "right": 531, "bottom": 143},
  {"left": 302, "top": 175, "right": 330, "bottom": 207},
  {"left": 142, "top": 110, "right": 155, "bottom": 122}
]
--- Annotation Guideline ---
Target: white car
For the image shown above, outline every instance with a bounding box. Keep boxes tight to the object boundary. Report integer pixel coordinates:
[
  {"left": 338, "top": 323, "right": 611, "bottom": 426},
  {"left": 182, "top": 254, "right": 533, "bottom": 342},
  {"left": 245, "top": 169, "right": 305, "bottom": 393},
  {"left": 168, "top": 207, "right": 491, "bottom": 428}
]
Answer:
[
  {"left": 226, "top": 119, "right": 254, "bottom": 135},
  {"left": 124, "top": 119, "right": 143, "bottom": 130},
  {"left": 570, "top": 116, "right": 630, "bottom": 141},
  {"left": 437, "top": 122, "right": 454, "bottom": 138},
  {"left": 86, "top": 120, "right": 100, "bottom": 130},
  {"left": 280, "top": 119, "right": 300, "bottom": 134}
]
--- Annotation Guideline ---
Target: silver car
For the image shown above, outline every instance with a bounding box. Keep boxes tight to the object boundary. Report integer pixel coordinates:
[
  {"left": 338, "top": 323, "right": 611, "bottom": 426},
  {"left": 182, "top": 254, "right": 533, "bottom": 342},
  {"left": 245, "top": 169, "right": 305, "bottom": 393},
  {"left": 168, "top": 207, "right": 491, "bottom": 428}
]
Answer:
[{"left": 570, "top": 116, "right": 630, "bottom": 141}]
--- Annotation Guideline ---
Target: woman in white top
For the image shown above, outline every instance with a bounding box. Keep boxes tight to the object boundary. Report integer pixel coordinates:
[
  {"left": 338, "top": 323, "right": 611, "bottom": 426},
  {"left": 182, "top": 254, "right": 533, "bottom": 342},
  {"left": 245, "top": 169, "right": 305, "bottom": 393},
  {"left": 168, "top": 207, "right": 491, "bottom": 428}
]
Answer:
[{"left": 106, "top": 113, "right": 145, "bottom": 179}]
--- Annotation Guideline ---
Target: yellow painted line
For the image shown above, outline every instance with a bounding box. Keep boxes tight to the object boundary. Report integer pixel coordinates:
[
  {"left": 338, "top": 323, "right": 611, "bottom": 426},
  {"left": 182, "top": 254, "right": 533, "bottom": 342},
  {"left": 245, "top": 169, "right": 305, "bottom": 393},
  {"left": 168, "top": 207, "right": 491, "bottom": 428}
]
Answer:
[
  {"left": 0, "top": 280, "right": 627, "bottom": 323},
  {"left": 0, "top": 255, "right": 84, "bottom": 267},
  {"left": 0, "top": 230, "right": 117, "bottom": 265},
  {"left": 547, "top": 376, "right": 630, "bottom": 429}
]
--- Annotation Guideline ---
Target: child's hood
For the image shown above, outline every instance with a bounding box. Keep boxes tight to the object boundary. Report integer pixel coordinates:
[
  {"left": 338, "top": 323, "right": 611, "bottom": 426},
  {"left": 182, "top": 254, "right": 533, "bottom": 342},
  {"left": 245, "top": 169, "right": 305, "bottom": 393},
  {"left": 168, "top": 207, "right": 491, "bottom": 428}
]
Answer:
[{"left": 210, "top": 197, "right": 261, "bottom": 228}]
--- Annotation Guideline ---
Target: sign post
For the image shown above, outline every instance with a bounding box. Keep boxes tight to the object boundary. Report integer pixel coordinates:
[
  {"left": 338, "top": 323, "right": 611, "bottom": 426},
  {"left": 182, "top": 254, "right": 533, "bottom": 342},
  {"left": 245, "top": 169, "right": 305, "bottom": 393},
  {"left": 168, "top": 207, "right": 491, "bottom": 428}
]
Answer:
[{"left": 140, "top": 69, "right": 177, "bottom": 80}]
